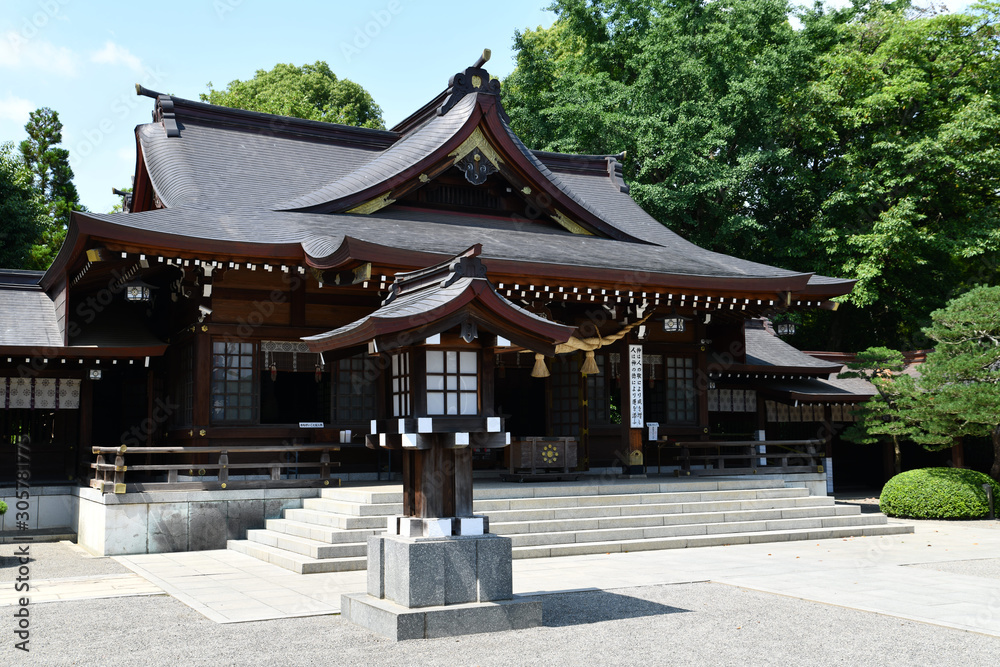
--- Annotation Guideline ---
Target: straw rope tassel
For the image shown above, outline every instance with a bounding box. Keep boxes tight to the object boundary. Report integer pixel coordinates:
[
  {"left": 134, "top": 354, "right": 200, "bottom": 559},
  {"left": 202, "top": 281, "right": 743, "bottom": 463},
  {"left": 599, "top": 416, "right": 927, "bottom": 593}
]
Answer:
[{"left": 530, "top": 353, "right": 550, "bottom": 378}]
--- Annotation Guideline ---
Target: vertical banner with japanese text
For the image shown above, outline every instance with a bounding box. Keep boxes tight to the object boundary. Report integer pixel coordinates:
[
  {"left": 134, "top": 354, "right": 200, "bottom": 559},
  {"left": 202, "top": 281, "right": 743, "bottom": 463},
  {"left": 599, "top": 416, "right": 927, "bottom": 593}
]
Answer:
[{"left": 628, "top": 344, "right": 643, "bottom": 428}]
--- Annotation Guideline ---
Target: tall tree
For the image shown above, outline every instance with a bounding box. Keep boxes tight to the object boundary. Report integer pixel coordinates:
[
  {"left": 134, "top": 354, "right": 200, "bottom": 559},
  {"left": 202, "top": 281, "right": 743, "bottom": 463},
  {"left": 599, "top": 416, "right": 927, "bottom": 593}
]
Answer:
[
  {"left": 503, "top": 1, "right": 1000, "bottom": 350},
  {"left": 0, "top": 142, "right": 46, "bottom": 269},
  {"left": 906, "top": 285, "right": 1000, "bottom": 480},
  {"left": 838, "top": 347, "right": 920, "bottom": 475},
  {"left": 504, "top": 0, "right": 810, "bottom": 256},
  {"left": 201, "top": 61, "right": 385, "bottom": 129},
  {"left": 786, "top": 2, "right": 1000, "bottom": 350},
  {"left": 18, "top": 108, "right": 84, "bottom": 269}
]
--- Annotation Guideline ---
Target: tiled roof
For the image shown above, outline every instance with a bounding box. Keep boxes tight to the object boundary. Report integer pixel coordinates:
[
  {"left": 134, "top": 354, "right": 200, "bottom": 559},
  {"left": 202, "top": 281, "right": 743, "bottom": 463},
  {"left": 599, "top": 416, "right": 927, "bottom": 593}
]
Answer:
[
  {"left": 0, "top": 287, "right": 62, "bottom": 347},
  {"left": 743, "top": 323, "right": 842, "bottom": 373}
]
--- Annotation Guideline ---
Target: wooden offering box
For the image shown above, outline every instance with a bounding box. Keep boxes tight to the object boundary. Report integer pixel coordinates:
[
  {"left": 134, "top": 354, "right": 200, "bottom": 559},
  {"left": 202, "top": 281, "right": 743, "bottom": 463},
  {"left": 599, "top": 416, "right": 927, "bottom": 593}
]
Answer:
[{"left": 508, "top": 437, "right": 577, "bottom": 474}]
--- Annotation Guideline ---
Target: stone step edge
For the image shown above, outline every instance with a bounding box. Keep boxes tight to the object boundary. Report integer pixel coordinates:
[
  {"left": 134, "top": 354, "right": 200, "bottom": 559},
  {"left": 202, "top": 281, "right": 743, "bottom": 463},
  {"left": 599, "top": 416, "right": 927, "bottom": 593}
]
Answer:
[
  {"left": 265, "top": 518, "right": 382, "bottom": 541},
  {"left": 227, "top": 539, "right": 367, "bottom": 574},
  {"left": 471, "top": 488, "right": 810, "bottom": 509},
  {"left": 251, "top": 512, "right": 885, "bottom": 551},
  {"left": 229, "top": 523, "right": 914, "bottom": 573},
  {"left": 500, "top": 514, "right": 889, "bottom": 543},
  {"left": 510, "top": 524, "right": 915, "bottom": 558},
  {"left": 322, "top": 486, "right": 811, "bottom": 507},
  {"left": 485, "top": 496, "right": 835, "bottom": 519},
  {"left": 489, "top": 505, "right": 862, "bottom": 532}
]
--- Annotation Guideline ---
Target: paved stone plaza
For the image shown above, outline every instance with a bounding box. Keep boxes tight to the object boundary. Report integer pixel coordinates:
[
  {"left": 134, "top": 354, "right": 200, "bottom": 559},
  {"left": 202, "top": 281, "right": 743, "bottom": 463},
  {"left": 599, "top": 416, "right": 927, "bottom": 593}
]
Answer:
[{"left": 2, "top": 506, "right": 999, "bottom": 664}]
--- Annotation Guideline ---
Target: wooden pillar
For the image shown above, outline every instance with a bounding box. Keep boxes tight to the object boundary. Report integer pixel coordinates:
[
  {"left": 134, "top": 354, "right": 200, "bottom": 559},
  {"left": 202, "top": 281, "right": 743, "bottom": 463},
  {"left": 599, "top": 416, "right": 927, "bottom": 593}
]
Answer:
[
  {"left": 696, "top": 319, "right": 710, "bottom": 441},
  {"left": 406, "top": 442, "right": 474, "bottom": 519},
  {"left": 193, "top": 330, "right": 211, "bottom": 431},
  {"left": 146, "top": 367, "right": 155, "bottom": 446},
  {"left": 77, "top": 378, "right": 93, "bottom": 481}
]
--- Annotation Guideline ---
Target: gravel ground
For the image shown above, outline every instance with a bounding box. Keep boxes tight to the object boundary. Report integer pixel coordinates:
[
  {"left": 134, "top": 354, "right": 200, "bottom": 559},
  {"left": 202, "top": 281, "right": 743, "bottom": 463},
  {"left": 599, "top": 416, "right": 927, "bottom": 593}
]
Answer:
[
  {"left": 4, "top": 580, "right": 999, "bottom": 666},
  {"left": 0, "top": 542, "right": 130, "bottom": 581},
  {"left": 907, "top": 557, "right": 1000, "bottom": 580}
]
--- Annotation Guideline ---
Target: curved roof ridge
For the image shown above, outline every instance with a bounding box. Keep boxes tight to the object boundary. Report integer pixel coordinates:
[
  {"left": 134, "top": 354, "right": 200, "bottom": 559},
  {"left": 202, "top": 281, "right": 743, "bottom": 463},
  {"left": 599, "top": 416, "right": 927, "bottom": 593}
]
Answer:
[
  {"left": 139, "top": 88, "right": 399, "bottom": 146},
  {"left": 275, "top": 93, "right": 479, "bottom": 212}
]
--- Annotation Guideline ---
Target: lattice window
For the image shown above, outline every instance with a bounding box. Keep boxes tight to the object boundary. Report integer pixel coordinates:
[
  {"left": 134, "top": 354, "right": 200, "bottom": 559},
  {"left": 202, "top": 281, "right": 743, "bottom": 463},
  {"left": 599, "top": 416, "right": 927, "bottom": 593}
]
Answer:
[
  {"left": 585, "top": 354, "right": 609, "bottom": 424},
  {"left": 332, "top": 353, "right": 377, "bottom": 423},
  {"left": 664, "top": 356, "right": 697, "bottom": 424},
  {"left": 426, "top": 349, "right": 478, "bottom": 416},
  {"left": 211, "top": 340, "right": 257, "bottom": 424},
  {"left": 550, "top": 355, "right": 580, "bottom": 437},
  {"left": 391, "top": 352, "right": 411, "bottom": 417}
]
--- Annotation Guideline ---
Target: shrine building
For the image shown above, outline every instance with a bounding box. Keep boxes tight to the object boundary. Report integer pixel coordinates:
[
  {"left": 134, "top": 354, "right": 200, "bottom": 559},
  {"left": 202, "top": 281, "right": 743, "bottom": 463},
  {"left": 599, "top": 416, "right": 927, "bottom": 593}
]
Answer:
[{"left": 0, "top": 53, "right": 878, "bottom": 554}]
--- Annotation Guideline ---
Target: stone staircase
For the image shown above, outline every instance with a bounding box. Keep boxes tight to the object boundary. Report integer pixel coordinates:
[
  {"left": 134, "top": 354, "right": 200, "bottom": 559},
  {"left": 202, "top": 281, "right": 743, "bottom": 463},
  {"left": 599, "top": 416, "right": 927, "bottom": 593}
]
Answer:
[{"left": 227, "top": 478, "right": 911, "bottom": 574}]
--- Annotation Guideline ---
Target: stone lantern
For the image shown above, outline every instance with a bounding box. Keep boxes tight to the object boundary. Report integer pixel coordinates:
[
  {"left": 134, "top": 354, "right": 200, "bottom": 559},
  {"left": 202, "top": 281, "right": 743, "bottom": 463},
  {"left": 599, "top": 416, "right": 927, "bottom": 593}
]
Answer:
[{"left": 304, "top": 245, "right": 574, "bottom": 640}]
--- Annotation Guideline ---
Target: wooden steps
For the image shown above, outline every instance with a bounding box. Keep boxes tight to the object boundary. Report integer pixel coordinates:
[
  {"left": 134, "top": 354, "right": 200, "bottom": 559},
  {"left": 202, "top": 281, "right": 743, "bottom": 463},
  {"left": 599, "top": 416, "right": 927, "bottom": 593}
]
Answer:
[{"left": 226, "top": 478, "right": 912, "bottom": 574}]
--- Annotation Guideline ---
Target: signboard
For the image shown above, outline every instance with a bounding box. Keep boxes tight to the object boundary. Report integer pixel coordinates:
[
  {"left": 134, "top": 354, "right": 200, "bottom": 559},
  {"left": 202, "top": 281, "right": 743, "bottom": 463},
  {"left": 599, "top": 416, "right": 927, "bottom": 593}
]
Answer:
[
  {"left": 629, "top": 344, "right": 644, "bottom": 428},
  {"left": 298, "top": 422, "right": 324, "bottom": 428}
]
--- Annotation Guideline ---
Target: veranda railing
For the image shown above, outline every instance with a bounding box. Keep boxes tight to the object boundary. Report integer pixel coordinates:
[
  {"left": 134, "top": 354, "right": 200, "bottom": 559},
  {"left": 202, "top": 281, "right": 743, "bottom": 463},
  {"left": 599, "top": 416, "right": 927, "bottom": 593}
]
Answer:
[{"left": 90, "top": 443, "right": 340, "bottom": 494}]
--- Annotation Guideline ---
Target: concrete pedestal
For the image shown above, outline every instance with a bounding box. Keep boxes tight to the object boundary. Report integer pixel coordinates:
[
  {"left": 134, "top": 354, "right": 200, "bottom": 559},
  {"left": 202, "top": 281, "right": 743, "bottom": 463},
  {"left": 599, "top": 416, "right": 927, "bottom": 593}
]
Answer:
[{"left": 341, "top": 533, "right": 542, "bottom": 640}]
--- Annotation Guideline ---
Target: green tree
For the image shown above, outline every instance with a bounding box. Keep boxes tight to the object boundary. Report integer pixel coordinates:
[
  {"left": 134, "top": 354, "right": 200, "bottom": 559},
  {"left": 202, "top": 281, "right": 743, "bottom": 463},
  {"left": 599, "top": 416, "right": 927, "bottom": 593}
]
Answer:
[
  {"left": 201, "top": 61, "right": 385, "bottom": 129},
  {"left": 907, "top": 285, "right": 1000, "bottom": 480},
  {"left": 503, "top": 1, "right": 1000, "bottom": 350},
  {"left": 503, "top": 0, "right": 810, "bottom": 256},
  {"left": 0, "top": 142, "right": 46, "bottom": 269},
  {"left": 18, "top": 108, "right": 84, "bottom": 269},
  {"left": 786, "top": 2, "right": 1000, "bottom": 350},
  {"left": 839, "top": 347, "right": 919, "bottom": 475}
]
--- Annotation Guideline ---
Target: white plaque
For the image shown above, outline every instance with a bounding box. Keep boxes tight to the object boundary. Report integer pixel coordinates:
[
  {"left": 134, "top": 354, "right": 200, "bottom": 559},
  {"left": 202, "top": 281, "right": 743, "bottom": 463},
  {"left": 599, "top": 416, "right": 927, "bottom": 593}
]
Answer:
[
  {"left": 298, "top": 422, "right": 324, "bottom": 428},
  {"left": 629, "top": 344, "right": 644, "bottom": 428},
  {"left": 646, "top": 422, "right": 658, "bottom": 441}
]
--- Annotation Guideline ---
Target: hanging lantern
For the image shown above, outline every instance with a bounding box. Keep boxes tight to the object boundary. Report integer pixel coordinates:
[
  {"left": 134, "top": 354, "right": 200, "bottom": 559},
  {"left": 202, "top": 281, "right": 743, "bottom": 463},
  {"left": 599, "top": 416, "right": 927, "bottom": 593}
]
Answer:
[
  {"left": 581, "top": 350, "right": 600, "bottom": 376},
  {"left": 776, "top": 322, "right": 796, "bottom": 336},
  {"left": 530, "top": 353, "right": 550, "bottom": 378},
  {"left": 270, "top": 364, "right": 277, "bottom": 382},
  {"left": 662, "top": 311, "right": 692, "bottom": 333},
  {"left": 124, "top": 278, "right": 157, "bottom": 303},
  {"left": 314, "top": 364, "right": 323, "bottom": 383}
]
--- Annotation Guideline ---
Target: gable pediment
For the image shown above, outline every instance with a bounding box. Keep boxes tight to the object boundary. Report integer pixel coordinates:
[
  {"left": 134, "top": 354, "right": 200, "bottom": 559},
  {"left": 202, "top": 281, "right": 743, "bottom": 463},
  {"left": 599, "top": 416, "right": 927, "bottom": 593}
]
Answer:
[{"left": 275, "top": 57, "right": 645, "bottom": 242}]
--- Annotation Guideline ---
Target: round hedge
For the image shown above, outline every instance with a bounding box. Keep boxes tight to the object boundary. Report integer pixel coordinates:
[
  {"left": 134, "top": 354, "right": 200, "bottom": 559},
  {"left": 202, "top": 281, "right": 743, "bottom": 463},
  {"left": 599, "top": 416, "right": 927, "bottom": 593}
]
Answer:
[{"left": 880, "top": 467, "right": 1000, "bottom": 519}]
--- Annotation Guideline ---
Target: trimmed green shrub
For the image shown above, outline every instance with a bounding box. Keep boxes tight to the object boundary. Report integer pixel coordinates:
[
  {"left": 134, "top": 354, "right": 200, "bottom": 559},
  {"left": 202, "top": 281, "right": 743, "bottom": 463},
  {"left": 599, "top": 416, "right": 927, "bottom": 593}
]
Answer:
[
  {"left": 0, "top": 500, "right": 6, "bottom": 515},
  {"left": 880, "top": 467, "right": 1000, "bottom": 519}
]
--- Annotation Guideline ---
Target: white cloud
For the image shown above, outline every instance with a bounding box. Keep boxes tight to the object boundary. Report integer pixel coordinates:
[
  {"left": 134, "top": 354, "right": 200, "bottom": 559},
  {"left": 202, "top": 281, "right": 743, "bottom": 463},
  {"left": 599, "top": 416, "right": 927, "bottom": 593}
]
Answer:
[
  {"left": 117, "top": 145, "right": 135, "bottom": 163},
  {"left": 90, "top": 41, "right": 144, "bottom": 74},
  {"left": 0, "top": 94, "right": 34, "bottom": 124},
  {"left": 0, "top": 31, "right": 78, "bottom": 75}
]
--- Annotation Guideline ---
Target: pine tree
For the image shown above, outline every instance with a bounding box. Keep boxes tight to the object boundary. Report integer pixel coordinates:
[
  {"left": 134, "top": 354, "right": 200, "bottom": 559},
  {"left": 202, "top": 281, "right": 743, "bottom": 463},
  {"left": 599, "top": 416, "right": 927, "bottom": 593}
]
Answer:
[{"left": 18, "top": 108, "right": 85, "bottom": 269}]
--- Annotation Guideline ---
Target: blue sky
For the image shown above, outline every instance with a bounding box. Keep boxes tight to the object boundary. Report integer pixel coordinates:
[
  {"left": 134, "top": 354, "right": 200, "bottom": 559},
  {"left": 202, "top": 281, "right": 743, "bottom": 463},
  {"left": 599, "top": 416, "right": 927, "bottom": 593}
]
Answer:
[{"left": 1, "top": 0, "right": 971, "bottom": 214}]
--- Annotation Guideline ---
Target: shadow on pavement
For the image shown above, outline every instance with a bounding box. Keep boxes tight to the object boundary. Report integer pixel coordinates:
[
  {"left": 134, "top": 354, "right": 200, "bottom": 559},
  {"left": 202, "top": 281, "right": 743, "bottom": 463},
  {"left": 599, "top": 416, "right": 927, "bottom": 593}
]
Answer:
[{"left": 542, "top": 589, "right": 690, "bottom": 627}]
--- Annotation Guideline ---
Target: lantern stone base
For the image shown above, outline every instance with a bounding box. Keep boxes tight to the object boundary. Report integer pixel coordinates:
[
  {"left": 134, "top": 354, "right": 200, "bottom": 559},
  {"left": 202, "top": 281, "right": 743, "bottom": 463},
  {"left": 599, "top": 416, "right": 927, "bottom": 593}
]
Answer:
[{"left": 341, "top": 533, "right": 541, "bottom": 640}]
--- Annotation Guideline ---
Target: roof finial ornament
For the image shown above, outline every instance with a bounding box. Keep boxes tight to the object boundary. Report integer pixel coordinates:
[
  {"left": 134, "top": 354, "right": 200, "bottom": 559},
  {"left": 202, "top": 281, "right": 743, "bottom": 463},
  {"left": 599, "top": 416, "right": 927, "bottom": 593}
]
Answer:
[{"left": 437, "top": 48, "right": 506, "bottom": 119}]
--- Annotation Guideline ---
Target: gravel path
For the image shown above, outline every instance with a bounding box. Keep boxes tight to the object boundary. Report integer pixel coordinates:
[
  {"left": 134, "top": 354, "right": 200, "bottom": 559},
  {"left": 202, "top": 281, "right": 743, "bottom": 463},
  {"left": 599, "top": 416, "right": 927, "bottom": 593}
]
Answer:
[
  {"left": 0, "top": 542, "right": 130, "bottom": 581},
  {"left": 908, "top": 557, "right": 1000, "bottom": 580},
  {"left": 5, "top": 580, "right": 999, "bottom": 666}
]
